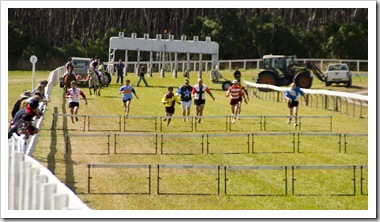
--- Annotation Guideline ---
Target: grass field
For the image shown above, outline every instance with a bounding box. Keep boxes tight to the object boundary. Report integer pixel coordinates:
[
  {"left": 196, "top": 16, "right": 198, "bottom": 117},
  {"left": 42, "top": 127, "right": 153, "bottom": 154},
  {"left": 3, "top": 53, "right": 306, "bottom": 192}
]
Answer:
[{"left": 7, "top": 69, "right": 370, "bottom": 214}]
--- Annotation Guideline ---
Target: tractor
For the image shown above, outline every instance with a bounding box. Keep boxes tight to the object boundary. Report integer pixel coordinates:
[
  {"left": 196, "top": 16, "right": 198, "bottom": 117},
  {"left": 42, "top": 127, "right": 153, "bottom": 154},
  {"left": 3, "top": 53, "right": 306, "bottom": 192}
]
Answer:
[
  {"left": 255, "top": 55, "right": 325, "bottom": 89},
  {"left": 210, "top": 66, "right": 233, "bottom": 90}
]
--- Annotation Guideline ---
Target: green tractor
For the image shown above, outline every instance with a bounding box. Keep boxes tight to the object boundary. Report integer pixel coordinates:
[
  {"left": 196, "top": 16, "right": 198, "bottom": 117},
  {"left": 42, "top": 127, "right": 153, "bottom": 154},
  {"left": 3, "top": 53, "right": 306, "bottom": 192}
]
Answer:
[{"left": 255, "top": 55, "right": 321, "bottom": 89}]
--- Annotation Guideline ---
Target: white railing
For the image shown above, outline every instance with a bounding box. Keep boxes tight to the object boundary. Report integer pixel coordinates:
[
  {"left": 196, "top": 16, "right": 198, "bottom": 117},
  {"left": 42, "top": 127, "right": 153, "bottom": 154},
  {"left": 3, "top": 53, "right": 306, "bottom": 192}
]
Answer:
[
  {"left": 107, "top": 58, "right": 368, "bottom": 74},
  {"left": 7, "top": 66, "right": 90, "bottom": 210}
]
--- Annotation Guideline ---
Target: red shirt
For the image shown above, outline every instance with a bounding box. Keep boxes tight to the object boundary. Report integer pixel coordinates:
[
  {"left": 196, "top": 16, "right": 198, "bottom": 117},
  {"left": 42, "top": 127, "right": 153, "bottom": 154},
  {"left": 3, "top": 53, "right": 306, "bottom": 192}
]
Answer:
[{"left": 226, "top": 85, "right": 243, "bottom": 100}]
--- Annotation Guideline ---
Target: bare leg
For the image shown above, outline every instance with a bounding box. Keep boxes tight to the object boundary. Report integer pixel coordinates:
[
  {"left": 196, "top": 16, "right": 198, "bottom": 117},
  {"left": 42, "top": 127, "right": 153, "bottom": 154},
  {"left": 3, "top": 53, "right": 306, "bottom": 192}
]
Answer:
[
  {"left": 123, "top": 101, "right": 127, "bottom": 115},
  {"left": 186, "top": 107, "right": 190, "bottom": 121},
  {"left": 70, "top": 107, "right": 75, "bottom": 123},
  {"left": 74, "top": 106, "right": 79, "bottom": 122},
  {"left": 166, "top": 113, "right": 172, "bottom": 126},
  {"left": 125, "top": 100, "right": 131, "bottom": 116},
  {"left": 232, "top": 105, "right": 239, "bottom": 123},
  {"left": 288, "top": 107, "right": 293, "bottom": 124},
  {"left": 237, "top": 102, "right": 242, "bottom": 119},
  {"left": 197, "top": 104, "right": 205, "bottom": 123},
  {"left": 293, "top": 107, "right": 299, "bottom": 125},
  {"left": 182, "top": 108, "right": 186, "bottom": 122}
]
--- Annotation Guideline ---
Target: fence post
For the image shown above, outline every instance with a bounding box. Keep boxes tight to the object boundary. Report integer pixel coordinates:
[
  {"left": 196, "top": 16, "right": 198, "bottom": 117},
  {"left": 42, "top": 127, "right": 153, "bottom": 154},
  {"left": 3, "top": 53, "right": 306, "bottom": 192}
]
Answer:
[{"left": 41, "top": 183, "right": 57, "bottom": 210}]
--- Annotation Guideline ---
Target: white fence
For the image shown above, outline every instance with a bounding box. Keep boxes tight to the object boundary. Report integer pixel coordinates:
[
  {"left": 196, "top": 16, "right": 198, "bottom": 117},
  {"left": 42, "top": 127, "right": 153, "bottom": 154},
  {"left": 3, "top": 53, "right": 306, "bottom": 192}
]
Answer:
[
  {"left": 244, "top": 80, "right": 368, "bottom": 118},
  {"left": 112, "top": 58, "right": 368, "bottom": 74},
  {"left": 7, "top": 66, "right": 90, "bottom": 210}
]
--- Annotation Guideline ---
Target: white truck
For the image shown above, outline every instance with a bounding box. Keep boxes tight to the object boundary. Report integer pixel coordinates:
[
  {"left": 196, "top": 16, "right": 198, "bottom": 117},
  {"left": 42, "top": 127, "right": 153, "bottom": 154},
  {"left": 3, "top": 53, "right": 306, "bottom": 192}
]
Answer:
[{"left": 325, "top": 63, "right": 352, "bottom": 87}]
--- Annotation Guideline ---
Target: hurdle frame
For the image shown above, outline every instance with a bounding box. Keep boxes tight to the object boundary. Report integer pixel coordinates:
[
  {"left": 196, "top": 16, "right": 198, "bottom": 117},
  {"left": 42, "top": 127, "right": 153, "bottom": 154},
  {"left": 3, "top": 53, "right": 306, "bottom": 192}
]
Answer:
[
  {"left": 157, "top": 164, "right": 221, "bottom": 195},
  {"left": 291, "top": 165, "right": 356, "bottom": 196},
  {"left": 52, "top": 113, "right": 86, "bottom": 131},
  {"left": 298, "top": 115, "right": 333, "bottom": 131},
  {"left": 123, "top": 116, "right": 158, "bottom": 132},
  {"left": 65, "top": 133, "right": 110, "bottom": 154},
  {"left": 114, "top": 133, "right": 158, "bottom": 155},
  {"left": 228, "top": 115, "right": 263, "bottom": 131},
  {"left": 343, "top": 133, "right": 368, "bottom": 153},
  {"left": 87, "top": 115, "right": 122, "bottom": 132},
  {"left": 159, "top": 116, "right": 194, "bottom": 132},
  {"left": 87, "top": 163, "right": 151, "bottom": 194},
  {"left": 206, "top": 133, "right": 250, "bottom": 154},
  {"left": 224, "top": 165, "right": 288, "bottom": 196},
  {"left": 194, "top": 116, "right": 229, "bottom": 132},
  {"left": 160, "top": 134, "right": 204, "bottom": 155},
  {"left": 297, "top": 132, "right": 342, "bottom": 153},
  {"left": 360, "top": 165, "right": 368, "bottom": 195},
  {"left": 252, "top": 132, "right": 296, "bottom": 153}
]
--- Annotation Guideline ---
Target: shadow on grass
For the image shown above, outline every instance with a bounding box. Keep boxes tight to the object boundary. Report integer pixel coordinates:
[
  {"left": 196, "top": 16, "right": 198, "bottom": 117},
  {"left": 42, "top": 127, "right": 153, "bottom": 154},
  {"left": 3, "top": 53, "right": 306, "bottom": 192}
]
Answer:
[{"left": 48, "top": 90, "right": 77, "bottom": 194}]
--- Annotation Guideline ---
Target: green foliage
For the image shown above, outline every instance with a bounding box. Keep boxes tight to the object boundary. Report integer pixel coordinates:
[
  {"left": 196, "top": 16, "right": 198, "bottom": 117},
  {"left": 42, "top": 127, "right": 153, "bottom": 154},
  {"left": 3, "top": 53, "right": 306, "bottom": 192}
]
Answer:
[
  {"left": 59, "top": 44, "right": 87, "bottom": 59},
  {"left": 326, "top": 22, "right": 368, "bottom": 59},
  {"left": 8, "top": 21, "right": 27, "bottom": 59},
  {"left": 9, "top": 9, "right": 368, "bottom": 70}
]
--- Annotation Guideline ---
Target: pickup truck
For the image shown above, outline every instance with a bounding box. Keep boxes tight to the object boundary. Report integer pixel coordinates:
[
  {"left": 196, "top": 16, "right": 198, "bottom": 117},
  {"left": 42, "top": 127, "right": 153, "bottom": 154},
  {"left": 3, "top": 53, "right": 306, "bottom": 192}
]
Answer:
[
  {"left": 60, "top": 57, "right": 91, "bottom": 87},
  {"left": 324, "top": 63, "right": 352, "bottom": 87}
]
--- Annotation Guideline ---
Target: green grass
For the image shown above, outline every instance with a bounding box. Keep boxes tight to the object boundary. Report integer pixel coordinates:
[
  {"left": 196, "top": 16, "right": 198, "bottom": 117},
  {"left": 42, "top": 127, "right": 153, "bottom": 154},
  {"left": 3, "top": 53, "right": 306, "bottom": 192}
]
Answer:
[{"left": 8, "top": 70, "right": 369, "bottom": 212}]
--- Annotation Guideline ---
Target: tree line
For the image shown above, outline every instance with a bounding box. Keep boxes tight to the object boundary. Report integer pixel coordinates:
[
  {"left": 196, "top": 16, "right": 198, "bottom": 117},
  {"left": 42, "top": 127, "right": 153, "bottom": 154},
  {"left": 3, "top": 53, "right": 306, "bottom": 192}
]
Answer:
[{"left": 8, "top": 8, "right": 368, "bottom": 70}]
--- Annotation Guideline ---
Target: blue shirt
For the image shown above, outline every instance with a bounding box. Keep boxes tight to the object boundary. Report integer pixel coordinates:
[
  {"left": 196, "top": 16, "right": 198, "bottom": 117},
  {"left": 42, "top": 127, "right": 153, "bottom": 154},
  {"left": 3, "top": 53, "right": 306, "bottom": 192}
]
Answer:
[
  {"left": 119, "top": 85, "right": 136, "bottom": 100},
  {"left": 285, "top": 86, "right": 304, "bottom": 101}
]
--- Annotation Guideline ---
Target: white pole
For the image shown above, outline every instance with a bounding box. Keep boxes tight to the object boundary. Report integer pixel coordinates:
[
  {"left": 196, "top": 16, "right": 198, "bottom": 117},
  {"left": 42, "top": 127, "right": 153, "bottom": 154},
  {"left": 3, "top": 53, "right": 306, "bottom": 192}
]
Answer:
[{"left": 30, "top": 55, "right": 38, "bottom": 90}]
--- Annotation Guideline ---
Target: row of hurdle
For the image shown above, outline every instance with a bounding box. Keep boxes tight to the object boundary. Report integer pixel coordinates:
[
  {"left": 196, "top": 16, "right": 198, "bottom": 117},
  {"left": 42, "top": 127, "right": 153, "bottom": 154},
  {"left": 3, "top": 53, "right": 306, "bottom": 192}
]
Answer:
[
  {"left": 53, "top": 114, "right": 333, "bottom": 132},
  {"left": 86, "top": 163, "right": 368, "bottom": 196},
  {"left": 65, "top": 132, "right": 368, "bottom": 155}
]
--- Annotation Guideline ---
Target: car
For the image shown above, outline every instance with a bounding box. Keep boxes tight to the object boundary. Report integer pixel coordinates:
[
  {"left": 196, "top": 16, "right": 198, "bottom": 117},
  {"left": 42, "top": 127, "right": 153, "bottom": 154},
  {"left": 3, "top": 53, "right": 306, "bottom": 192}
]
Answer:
[
  {"left": 60, "top": 57, "right": 91, "bottom": 87},
  {"left": 71, "top": 57, "right": 91, "bottom": 85},
  {"left": 325, "top": 63, "right": 352, "bottom": 87}
]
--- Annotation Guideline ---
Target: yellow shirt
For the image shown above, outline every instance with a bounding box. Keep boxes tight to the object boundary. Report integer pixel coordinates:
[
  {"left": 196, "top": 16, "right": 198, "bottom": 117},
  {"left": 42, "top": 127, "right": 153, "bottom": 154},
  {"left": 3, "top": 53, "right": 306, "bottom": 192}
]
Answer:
[{"left": 162, "top": 93, "right": 180, "bottom": 107}]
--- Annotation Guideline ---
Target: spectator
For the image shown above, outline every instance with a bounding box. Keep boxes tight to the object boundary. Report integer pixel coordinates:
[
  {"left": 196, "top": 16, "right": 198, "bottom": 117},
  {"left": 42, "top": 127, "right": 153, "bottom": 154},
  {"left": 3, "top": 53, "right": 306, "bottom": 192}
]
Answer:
[
  {"left": 119, "top": 79, "right": 139, "bottom": 117},
  {"left": 115, "top": 58, "right": 125, "bottom": 84},
  {"left": 12, "top": 98, "right": 42, "bottom": 126},
  {"left": 136, "top": 65, "right": 149, "bottom": 87},
  {"left": 32, "top": 80, "right": 48, "bottom": 102},
  {"left": 233, "top": 67, "right": 241, "bottom": 83},
  {"left": 191, "top": 79, "right": 215, "bottom": 124},
  {"left": 8, "top": 113, "right": 38, "bottom": 139},
  {"left": 11, "top": 90, "right": 31, "bottom": 118},
  {"left": 176, "top": 78, "right": 193, "bottom": 122},
  {"left": 285, "top": 82, "right": 306, "bottom": 126},
  {"left": 65, "top": 80, "right": 88, "bottom": 123},
  {"left": 162, "top": 86, "right": 181, "bottom": 126}
]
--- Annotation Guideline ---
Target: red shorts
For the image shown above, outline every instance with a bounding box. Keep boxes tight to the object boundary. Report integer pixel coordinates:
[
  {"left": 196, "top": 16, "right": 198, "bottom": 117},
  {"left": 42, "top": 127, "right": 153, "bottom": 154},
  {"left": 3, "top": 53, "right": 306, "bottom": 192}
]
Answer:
[
  {"left": 288, "top": 100, "right": 299, "bottom": 108},
  {"left": 230, "top": 99, "right": 239, "bottom": 106}
]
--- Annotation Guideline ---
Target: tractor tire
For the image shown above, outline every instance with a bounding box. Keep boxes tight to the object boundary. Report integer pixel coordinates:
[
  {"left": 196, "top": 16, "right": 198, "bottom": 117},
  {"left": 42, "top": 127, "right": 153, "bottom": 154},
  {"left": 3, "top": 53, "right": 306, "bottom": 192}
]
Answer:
[
  {"left": 346, "top": 78, "right": 352, "bottom": 88},
  {"left": 105, "top": 72, "right": 112, "bottom": 86},
  {"left": 294, "top": 72, "right": 313, "bottom": 88},
  {"left": 257, "top": 71, "right": 278, "bottom": 86},
  {"left": 222, "top": 81, "right": 232, "bottom": 91}
]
